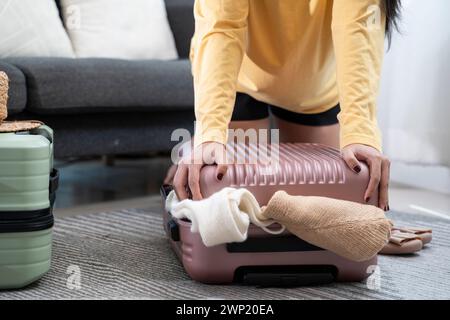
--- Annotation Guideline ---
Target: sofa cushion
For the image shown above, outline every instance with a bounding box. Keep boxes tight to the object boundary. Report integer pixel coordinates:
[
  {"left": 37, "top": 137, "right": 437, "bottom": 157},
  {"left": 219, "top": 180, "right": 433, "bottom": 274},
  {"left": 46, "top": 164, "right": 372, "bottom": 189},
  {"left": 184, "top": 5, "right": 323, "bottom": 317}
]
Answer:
[
  {"left": 165, "top": 0, "right": 194, "bottom": 58},
  {"left": 0, "top": 0, "right": 74, "bottom": 58},
  {"left": 60, "top": 0, "right": 178, "bottom": 60},
  {"left": 54, "top": 0, "right": 195, "bottom": 58},
  {"left": 7, "top": 57, "right": 194, "bottom": 114},
  {"left": 0, "top": 62, "right": 27, "bottom": 114}
]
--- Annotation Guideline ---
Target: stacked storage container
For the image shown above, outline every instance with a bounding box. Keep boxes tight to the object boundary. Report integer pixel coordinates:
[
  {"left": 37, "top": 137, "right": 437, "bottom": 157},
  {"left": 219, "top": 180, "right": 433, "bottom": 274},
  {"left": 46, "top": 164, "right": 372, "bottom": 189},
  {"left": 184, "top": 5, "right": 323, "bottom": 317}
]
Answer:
[{"left": 0, "top": 72, "right": 58, "bottom": 289}]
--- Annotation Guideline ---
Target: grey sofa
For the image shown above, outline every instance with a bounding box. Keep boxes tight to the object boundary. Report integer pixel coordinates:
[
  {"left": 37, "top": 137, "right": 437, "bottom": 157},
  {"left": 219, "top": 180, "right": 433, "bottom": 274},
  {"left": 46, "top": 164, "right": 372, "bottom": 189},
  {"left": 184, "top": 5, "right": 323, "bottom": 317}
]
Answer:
[{"left": 1, "top": 0, "right": 195, "bottom": 158}]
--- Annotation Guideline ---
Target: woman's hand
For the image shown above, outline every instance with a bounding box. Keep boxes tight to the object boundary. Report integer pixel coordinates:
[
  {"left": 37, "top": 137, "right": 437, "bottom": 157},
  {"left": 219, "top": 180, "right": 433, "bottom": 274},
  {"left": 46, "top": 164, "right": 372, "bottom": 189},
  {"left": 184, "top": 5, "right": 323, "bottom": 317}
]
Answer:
[
  {"left": 341, "top": 144, "right": 390, "bottom": 211},
  {"left": 173, "top": 142, "right": 227, "bottom": 201}
]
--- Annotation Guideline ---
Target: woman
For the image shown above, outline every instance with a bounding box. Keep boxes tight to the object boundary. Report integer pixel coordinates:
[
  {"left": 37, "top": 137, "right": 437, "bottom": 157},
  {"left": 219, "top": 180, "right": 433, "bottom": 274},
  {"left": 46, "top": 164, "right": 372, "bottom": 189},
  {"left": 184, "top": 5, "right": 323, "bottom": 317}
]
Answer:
[{"left": 170, "top": 0, "right": 401, "bottom": 210}]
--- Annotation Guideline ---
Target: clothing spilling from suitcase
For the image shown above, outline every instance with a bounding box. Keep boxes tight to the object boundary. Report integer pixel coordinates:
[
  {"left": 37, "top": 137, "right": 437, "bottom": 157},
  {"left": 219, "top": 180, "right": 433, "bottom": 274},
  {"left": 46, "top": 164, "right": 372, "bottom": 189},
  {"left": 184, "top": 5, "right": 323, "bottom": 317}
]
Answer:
[
  {"left": 166, "top": 188, "right": 392, "bottom": 262},
  {"left": 0, "top": 71, "right": 434, "bottom": 289}
]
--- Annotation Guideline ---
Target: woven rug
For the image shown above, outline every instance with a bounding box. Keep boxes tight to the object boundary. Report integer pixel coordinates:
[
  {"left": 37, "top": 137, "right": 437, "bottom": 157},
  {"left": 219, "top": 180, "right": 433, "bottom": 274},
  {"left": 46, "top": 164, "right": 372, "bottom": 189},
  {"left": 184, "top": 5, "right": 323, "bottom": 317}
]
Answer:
[{"left": 1, "top": 203, "right": 449, "bottom": 300}]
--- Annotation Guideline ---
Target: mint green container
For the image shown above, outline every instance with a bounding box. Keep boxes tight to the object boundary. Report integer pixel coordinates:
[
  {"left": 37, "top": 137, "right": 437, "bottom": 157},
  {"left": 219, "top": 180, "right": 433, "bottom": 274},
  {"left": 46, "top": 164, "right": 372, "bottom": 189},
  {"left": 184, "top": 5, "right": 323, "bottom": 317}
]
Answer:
[{"left": 0, "top": 125, "right": 56, "bottom": 289}]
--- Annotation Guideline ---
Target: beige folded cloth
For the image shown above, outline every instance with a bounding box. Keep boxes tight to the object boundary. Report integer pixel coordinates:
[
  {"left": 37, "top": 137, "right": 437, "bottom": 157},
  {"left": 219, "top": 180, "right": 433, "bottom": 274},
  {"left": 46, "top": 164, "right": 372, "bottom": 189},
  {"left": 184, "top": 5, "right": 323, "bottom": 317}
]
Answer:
[
  {"left": 0, "top": 71, "right": 8, "bottom": 120},
  {"left": 260, "top": 191, "right": 392, "bottom": 261},
  {"left": 0, "top": 71, "right": 42, "bottom": 132}
]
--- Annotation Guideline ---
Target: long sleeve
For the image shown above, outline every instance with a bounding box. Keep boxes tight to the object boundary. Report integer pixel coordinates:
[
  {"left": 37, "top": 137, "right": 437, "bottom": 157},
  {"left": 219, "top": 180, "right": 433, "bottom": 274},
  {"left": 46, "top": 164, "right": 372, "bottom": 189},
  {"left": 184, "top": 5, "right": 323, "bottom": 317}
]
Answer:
[
  {"left": 332, "top": 0, "right": 386, "bottom": 151},
  {"left": 191, "top": 0, "right": 249, "bottom": 147}
]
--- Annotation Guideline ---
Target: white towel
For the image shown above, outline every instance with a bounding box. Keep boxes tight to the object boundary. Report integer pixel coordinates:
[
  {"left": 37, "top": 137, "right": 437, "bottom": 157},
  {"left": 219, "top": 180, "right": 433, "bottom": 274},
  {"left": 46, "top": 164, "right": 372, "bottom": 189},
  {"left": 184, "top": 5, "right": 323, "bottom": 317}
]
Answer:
[{"left": 165, "top": 188, "right": 285, "bottom": 247}]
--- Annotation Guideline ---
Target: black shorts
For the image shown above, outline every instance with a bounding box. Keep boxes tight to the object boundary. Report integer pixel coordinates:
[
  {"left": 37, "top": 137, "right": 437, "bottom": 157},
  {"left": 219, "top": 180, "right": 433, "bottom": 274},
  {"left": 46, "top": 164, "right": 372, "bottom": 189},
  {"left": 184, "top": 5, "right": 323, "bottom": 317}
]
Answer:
[{"left": 231, "top": 92, "right": 340, "bottom": 126}]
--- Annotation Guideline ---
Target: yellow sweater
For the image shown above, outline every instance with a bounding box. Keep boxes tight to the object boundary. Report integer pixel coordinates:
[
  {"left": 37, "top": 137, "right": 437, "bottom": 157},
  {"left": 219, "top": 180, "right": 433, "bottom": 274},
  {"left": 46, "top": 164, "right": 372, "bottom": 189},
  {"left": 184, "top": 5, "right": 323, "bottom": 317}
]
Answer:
[{"left": 191, "top": 0, "right": 385, "bottom": 151}]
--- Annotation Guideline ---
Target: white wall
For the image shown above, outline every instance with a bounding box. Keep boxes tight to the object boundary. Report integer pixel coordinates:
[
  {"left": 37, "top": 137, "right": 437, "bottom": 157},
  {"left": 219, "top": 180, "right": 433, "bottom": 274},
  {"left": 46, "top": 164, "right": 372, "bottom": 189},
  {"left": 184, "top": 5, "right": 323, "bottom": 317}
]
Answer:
[{"left": 377, "top": 0, "right": 450, "bottom": 193}]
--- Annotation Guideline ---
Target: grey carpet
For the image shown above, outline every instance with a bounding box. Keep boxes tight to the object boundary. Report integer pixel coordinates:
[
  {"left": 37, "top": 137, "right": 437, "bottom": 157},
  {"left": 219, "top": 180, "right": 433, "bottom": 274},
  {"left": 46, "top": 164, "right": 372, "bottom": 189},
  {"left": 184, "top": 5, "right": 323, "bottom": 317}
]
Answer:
[{"left": 0, "top": 207, "right": 449, "bottom": 300}]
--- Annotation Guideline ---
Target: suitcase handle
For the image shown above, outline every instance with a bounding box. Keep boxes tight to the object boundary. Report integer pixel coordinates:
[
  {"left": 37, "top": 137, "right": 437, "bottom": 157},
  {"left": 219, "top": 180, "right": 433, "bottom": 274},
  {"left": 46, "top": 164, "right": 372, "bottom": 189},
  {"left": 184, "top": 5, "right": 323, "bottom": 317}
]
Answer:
[
  {"left": 30, "top": 125, "right": 54, "bottom": 144},
  {"left": 50, "top": 169, "right": 59, "bottom": 195},
  {"left": 242, "top": 272, "right": 335, "bottom": 287},
  {"left": 49, "top": 168, "right": 59, "bottom": 209},
  {"left": 235, "top": 265, "right": 337, "bottom": 287}
]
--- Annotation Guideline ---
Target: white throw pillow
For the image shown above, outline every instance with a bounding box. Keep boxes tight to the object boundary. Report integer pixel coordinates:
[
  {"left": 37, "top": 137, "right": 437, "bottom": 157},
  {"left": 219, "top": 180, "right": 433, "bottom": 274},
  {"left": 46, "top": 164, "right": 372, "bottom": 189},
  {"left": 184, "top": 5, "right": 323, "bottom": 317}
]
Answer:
[
  {"left": 0, "top": 0, "right": 74, "bottom": 58},
  {"left": 61, "top": 0, "right": 179, "bottom": 60}
]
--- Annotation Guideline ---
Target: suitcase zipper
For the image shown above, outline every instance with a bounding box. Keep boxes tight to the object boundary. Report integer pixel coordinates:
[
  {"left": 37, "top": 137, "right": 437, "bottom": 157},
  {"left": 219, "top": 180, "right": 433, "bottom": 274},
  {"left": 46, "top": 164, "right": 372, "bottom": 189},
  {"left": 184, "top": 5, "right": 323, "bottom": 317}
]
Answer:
[{"left": 0, "top": 209, "right": 54, "bottom": 233}]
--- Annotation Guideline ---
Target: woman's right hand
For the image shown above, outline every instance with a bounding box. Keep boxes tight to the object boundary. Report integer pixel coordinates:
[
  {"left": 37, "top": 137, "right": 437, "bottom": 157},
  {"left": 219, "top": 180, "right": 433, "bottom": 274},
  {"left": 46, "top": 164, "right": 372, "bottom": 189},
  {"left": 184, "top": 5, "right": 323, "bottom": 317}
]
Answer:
[{"left": 173, "top": 142, "right": 228, "bottom": 201}]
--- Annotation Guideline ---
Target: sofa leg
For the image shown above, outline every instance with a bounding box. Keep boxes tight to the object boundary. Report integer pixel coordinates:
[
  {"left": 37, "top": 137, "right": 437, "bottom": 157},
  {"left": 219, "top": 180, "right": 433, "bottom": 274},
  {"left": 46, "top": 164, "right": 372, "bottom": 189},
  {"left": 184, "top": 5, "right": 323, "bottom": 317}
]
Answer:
[{"left": 102, "top": 155, "right": 116, "bottom": 167}]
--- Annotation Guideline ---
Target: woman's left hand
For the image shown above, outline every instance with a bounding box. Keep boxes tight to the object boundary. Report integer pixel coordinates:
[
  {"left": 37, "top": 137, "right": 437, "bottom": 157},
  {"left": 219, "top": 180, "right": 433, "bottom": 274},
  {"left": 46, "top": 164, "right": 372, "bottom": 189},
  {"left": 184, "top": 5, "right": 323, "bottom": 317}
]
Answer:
[{"left": 341, "top": 144, "right": 390, "bottom": 211}]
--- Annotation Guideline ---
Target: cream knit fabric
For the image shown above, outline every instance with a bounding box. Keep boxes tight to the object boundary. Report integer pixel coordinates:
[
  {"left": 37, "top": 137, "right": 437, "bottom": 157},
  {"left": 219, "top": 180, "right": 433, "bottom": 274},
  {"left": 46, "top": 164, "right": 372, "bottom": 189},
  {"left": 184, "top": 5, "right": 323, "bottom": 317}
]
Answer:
[
  {"left": 165, "top": 188, "right": 284, "bottom": 247},
  {"left": 261, "top": 191, "right": 392, "bottom": 261}
]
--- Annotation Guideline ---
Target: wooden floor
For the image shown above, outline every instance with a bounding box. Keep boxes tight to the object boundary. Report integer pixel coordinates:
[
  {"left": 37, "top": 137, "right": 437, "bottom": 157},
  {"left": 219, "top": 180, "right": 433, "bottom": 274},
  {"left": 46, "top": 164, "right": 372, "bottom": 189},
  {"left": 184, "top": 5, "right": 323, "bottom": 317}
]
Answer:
[{"left": 53, "top": 155, "right": 172, "bottom": 217}]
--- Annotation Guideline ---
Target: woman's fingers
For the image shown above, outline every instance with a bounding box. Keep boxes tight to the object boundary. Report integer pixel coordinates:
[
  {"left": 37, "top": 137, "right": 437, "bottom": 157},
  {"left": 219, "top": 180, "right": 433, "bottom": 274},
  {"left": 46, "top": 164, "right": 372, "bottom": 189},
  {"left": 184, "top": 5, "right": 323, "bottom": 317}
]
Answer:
[
  {"left": 343, "top": 147, "right": 381, "bottom": 206},
  {"left": 173, "top": 162, "right": 189, "bottom": 200},
  {"left": 364, "top": 155, "right": 382, "bottom": 204},
  {"left": 188, "top": 164, "right": 203, "bottom": 200},
  {"left": 379, "top": 157, "right": 391, "bottom": 210},
  {"left": 172, "top": 142, "right": 227, "bottom": 201},
  {"left": 342, "top": 148, "right": 362, "bottom": 173},
  {"left": 215, "top": 164, "right": 228, "bottom": 181},
  {"left": 341, "top": 144, "right": 391, "bottom": 209}
]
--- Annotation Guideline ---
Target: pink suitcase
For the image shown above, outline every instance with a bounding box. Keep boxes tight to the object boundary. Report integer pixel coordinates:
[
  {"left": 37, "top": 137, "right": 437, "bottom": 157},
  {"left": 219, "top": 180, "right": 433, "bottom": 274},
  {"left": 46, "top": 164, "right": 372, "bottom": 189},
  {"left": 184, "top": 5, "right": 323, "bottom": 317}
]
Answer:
[{"left": 161, "top": 143, "right": 378, "bottom": 286}]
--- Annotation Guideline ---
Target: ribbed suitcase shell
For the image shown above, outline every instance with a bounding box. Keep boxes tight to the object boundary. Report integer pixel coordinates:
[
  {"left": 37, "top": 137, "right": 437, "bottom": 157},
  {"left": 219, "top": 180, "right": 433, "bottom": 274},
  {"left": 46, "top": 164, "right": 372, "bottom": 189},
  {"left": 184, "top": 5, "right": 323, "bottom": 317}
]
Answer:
[
  {"left": 201, "top": 143, "right": 377, "bottom": 205},
  {"left": 0, "top": 126, "right": 54, "bottom": 289},
  {"left": 163, "top": 143, "right": 378, "bottom": 284}
]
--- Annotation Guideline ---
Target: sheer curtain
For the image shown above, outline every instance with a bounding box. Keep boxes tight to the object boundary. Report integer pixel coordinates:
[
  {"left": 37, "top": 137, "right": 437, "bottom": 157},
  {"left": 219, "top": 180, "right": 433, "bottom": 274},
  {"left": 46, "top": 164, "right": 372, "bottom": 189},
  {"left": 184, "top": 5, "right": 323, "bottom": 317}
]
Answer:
[{"left": 378, "top": 0, "right": 450, "bottom": 167}]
